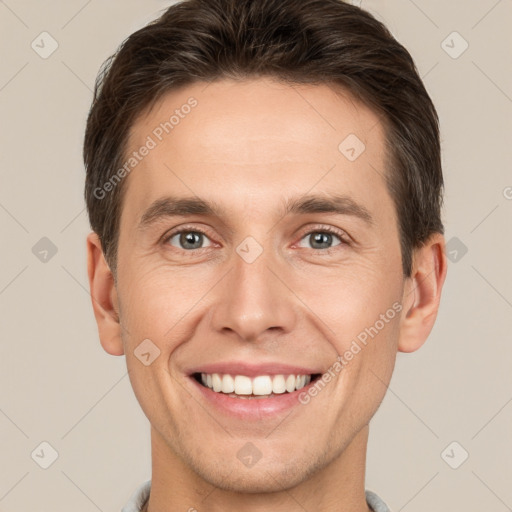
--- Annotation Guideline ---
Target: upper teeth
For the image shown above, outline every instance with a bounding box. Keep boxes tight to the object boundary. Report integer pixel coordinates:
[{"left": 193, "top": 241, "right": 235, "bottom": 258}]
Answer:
[{"left": 201, "top": 373, "right": 311, "bottom": 395}]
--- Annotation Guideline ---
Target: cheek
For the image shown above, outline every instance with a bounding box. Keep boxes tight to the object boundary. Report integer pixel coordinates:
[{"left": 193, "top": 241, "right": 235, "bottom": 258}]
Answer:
[
  {"left": 119, "top": 262, "right": 211, "bottom": 336},
  {"left": 295, "top": 261, "right": 402, "bottom": 343}
]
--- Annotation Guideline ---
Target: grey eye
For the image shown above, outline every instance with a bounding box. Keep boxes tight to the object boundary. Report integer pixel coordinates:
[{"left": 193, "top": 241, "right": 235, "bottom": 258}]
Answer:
[
  {"left": 298, "top": 231, "right": 342, "bottom": 250},
  {"left": 168, "top": 231, "right": 212, "bottom": 250}
]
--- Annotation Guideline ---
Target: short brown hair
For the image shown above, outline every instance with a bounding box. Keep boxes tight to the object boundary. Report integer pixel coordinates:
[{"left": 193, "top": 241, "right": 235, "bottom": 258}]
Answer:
[{"left": 84, "top": 0, "right": 444, "bottom": 278}]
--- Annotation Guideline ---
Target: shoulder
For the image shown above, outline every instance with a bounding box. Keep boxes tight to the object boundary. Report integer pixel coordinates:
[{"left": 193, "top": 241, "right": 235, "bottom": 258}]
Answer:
[
  {"left": 366, "top": 489, "right": 392, "bottom": 512},
  {"left": 121, "top": 480, "right": 151, "bottom": 512}
]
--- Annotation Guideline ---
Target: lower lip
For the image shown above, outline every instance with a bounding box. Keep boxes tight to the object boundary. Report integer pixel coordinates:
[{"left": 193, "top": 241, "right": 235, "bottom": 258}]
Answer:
[{"left": 189, "top": 376, "right": 318, "bottom": 420}]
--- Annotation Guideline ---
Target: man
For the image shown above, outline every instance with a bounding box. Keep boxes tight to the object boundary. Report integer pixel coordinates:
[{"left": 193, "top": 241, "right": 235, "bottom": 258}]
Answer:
[{"left": 84, "top": 0, "right": 447, "bottom": 510}]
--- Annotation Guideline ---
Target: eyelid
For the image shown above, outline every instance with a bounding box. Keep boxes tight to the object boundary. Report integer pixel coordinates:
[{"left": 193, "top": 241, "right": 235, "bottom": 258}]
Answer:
[
  {"left": 161, "top": 223, "right": 352, "bottom": 251},
  {"left": 161, "top": 224, "right": 217, "bottom": 247},
  {"left": 294, "top": 224, "right": 351, "bottom": 246}
]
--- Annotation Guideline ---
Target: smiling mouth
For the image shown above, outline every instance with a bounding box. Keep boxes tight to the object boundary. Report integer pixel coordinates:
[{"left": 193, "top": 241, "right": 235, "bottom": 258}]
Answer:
[{"left": 192, "top": 372, "right": 322, "bottom": 399}]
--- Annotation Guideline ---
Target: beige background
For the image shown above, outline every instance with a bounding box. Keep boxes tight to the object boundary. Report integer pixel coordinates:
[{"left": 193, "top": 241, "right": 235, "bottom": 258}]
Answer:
[{"left": 1, "top": 0, "right": 511, "bottom": 510}]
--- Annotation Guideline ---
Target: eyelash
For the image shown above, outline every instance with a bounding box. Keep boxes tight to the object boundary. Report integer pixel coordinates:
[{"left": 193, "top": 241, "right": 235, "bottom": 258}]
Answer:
[
  {"left": 296, "top": 225, "right": 351, "bottom": 251},
  {"left": 162, "top": 224, "right": 350, "bottom": 253}
]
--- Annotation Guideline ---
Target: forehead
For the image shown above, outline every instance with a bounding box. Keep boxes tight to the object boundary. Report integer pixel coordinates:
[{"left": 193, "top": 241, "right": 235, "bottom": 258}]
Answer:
[{"left": 122, "top": 77, "right": 393, "bottom": 227}]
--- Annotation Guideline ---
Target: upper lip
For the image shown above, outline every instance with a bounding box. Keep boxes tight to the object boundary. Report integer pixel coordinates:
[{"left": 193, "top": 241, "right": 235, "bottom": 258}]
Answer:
[{"left": 187, "top": 361, "right": 323, "bottom": 377}]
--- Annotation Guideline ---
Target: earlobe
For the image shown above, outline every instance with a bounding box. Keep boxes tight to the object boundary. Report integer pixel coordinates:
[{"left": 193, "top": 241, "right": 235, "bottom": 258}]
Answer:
[
  {"left": 86, "top": 232, "right": 124, "bottom": 356},
  {"left": 397, "top": 233, "right": 448, "bottom": 353}
]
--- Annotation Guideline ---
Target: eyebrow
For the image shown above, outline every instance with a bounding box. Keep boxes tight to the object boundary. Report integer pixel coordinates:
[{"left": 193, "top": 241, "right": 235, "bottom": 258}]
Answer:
[{"left": 137, "top": 193, "right": 374, "bottom": 231}]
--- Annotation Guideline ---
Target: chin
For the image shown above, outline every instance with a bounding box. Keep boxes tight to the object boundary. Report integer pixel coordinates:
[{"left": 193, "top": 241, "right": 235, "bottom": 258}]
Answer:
[{"left": 189, "top": 455, "right": 317, "bottom": 494}]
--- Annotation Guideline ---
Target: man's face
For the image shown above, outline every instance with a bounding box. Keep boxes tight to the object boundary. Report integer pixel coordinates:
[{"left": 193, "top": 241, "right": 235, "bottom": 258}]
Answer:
[{"left": 115, "top": 78, "right": 407, "bottom": 491}]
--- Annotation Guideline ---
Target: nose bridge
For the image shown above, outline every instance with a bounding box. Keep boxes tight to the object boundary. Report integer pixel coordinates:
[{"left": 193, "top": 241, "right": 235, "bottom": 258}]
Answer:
[{"left": 209, "top": 238, "right": 295, "bottom": 341}]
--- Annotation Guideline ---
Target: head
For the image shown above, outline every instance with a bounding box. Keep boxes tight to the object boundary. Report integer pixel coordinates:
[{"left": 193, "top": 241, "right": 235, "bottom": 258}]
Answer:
[{"left": 85, "top": 0, "right": 447, "bottom": 494}]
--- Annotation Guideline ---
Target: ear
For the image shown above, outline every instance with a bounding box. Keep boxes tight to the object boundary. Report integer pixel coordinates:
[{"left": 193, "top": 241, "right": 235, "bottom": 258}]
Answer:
[
  {"left": 86, "top": 232, "right": 124, "bottom": 356},
  {"left": 397, "top": 232, "right": 448, "bottom": 353}
]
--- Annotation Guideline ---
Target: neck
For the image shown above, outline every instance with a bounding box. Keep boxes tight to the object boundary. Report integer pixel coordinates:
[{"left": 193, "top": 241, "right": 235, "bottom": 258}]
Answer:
[{"left": 146, "top": 425, "right": 372, "bottom": 512}]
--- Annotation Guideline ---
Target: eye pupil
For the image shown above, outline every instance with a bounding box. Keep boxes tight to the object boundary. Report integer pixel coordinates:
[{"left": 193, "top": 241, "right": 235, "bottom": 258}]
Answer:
[
  {"left": 180, "top": 232, "right": 203, "bottom": 249},
  {"left": 310, "top": 232, "right": 332, "bottom": 249}
]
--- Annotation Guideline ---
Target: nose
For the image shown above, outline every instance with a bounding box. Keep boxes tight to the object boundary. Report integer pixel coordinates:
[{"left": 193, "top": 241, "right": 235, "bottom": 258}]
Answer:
[{"left": 208, "top": 244, "right": 297, "bottom": 343}]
